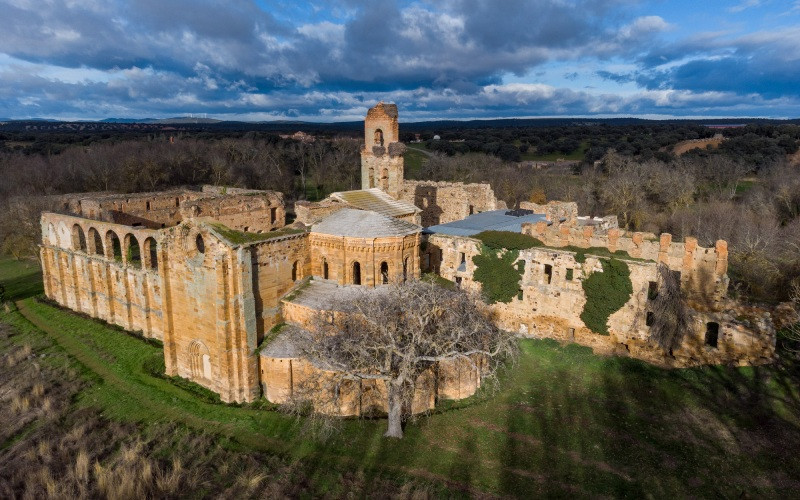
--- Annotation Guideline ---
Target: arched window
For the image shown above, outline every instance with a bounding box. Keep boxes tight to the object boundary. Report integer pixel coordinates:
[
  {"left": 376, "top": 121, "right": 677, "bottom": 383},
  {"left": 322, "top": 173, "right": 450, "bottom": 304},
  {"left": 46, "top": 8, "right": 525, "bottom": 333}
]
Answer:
[
  {"left": 126, "top": 234, "right": 141, "bottom": 269},
  {"left": 322, "top": 259, "right": 329, "bottom": 279},
  {"left": 189, "top": 340, "right": 212, "bottom": 380},
  {"left": 368, "top": 166, "right": 375, "bottom": 188},
  {"left": 72, "top": 224, "right": 87, "bottom": 252},
  {"left": 106, "top": 231, "right": 122, "bottom": 262},
  {"left": 403, "top": 257, "right": 409, "bottom": 282},
  {"left": 380, "top": 262, "right": 389, "bottom": 284},
  {"left": 292, "top": 260, "right": 299, "bottom": 281},
  {"left": 144, "top": 237, "right": 158, "bottom": 271},
  {"left": 374, "top": 129, "right": 384, "bottom": 146},
  {"left": 89, "top": 228, "right": 104, "bottom": 255},
  {"left": 352, "top": 261, "right": 361, "bottom": 285},
  {"left": 195, "top": 234, "right": 205, "bottom": 254}
]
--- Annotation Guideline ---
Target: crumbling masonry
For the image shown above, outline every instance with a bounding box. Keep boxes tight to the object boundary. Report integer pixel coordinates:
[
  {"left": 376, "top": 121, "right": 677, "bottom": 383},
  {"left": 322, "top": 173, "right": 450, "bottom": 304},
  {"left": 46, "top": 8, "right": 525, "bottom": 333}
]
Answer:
[{"left": 40, "top": 102, "right": 775, "bottom": 413}]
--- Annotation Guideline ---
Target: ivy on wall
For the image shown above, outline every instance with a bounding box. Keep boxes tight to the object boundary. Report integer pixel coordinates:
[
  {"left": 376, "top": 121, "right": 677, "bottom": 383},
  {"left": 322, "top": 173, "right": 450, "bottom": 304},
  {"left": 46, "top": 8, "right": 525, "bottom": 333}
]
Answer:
[
  {"left": 580, "top": 258, "right": 633, "bottom": 335},
  {"left": 472, "top": 246, "right": 524, "bottom": 304}
]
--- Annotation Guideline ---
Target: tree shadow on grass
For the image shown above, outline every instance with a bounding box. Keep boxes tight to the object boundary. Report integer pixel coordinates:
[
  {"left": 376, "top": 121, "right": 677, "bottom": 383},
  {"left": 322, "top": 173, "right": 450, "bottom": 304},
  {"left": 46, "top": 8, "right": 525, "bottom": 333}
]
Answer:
[{"left": 1, "top": 262, "right": 43, "bottom": 301}]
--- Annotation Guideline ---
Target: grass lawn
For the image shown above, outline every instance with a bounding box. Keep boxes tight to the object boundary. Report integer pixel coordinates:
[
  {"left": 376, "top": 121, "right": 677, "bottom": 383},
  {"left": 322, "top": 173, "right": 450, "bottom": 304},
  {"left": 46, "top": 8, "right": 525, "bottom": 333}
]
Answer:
[{"left": 2, "top": 257, "right": 800, "bottom": 497}]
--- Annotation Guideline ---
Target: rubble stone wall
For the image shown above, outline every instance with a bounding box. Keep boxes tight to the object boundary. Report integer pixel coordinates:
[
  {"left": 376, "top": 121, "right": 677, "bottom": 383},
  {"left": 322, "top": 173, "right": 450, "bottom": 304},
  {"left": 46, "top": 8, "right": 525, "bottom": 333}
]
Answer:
[
  {"left": 425, "top": 232, "right": 775, "bottom": 367},
  {"left": 399, "top": 180, "right": 503, "bottom": 227},
  {"left": 523, "top": 221, "right": 729, "bottom": 311}
]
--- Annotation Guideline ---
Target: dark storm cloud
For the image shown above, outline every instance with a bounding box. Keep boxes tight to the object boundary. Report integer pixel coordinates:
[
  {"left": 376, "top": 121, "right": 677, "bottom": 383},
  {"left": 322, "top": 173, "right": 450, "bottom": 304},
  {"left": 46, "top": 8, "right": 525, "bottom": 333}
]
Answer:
[{"left": 0, "top": 0, "right": 798, "bottom": 119}]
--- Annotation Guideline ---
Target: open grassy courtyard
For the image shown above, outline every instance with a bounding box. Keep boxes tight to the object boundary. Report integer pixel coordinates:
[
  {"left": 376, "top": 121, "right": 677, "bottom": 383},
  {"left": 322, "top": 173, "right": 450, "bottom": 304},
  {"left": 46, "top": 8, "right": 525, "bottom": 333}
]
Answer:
[{"left": 1, "top": 257, "right": 800, "bottom": 497}]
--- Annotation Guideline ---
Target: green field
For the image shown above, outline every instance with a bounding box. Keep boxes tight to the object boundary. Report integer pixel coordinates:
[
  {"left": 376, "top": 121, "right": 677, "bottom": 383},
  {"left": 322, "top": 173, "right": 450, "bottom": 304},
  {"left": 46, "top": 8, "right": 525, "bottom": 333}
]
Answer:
[
  {"left": 404, "top": 144, "right": 429, "bottom": 177},
  {"left": 1, "top": 257, "right": 800, "bottom": 497}
]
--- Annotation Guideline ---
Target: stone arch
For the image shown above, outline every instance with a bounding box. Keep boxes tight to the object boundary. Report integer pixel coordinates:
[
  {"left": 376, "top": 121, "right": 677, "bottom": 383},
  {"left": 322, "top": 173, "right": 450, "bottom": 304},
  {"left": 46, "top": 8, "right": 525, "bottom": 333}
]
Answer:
[
  {"left": 188, "top": 340, "right": 212, "bottom": 380},
  {"left": 352, "top": 261, "right": 362, "bottom": 285},
  {"left": 106, "top": 231, "right": 123, "bottom": 262},
  {"left": 380, "top": 261, "right": 389, "bottom": 284},
  {"left": 374, "top": 128, "right": 384, "bottom": 146},
  {"left": 195, "top": 234, "right": 205, "bottom": 254},
  {"left": 292, "top": 260, "right": 299, "bottom": 281},
  {"left": 403, "top": 257, "right": 409, "bottom": 282},
  {"left": 72, "top": 224, "right": 87, "bottom": 252},
  {"left": 705, "top": 322, "right": 719, "bottom": 348},
  {"left": 88, "top": 227, "right": 104, "bottom": 255},
  {"left": 368, "top": 166, "right": 375, "bottom": 188},
  {"left": 125, "top": 234, "right": 141, "bottom": 269},
  {"left": 143, "top": 237, "right": 158, "bottom": 271},
  {"left": 322, "top": 258, "right": 329, "bottom": 279}
]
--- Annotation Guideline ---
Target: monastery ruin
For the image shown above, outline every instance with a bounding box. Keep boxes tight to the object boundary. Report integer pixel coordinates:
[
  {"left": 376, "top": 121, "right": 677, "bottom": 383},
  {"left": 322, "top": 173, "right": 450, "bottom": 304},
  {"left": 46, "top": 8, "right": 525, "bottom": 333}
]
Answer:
[{"left": 39, "top": 102, "right": 776, "bottom": 413}]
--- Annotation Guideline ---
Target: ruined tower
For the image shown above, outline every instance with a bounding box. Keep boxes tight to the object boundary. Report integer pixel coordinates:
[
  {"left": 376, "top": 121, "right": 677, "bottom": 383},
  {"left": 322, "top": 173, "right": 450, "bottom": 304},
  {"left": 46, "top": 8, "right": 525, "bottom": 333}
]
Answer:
[{"left": 361, "top": 102, "right": 405, "bottom": 199}]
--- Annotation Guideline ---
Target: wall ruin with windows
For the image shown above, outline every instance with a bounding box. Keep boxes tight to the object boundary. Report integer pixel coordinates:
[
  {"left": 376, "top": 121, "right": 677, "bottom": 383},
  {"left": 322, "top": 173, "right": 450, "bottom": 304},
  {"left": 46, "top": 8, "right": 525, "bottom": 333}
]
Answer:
[
  {"left": 399, "top": 180, "right": 504, "bottom": 227},
  {"left": 425, "top": 232, "right": 775, "bottom": 368}
]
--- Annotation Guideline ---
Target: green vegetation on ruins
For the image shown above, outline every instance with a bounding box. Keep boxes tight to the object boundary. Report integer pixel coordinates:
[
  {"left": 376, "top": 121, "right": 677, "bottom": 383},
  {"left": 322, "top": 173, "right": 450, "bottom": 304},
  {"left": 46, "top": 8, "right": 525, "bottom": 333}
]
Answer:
[
  {"left": 2, "top": 257, "right": 800, "bottom": 497},
  {"left": 580, "top": 258, "right": 634, "bottom": 335},
  {"left": 472, "top": 246, "right": 525, "bottom": 304},
  {"left": 209, "top": 223, "right": 305, "bottom": 245}
]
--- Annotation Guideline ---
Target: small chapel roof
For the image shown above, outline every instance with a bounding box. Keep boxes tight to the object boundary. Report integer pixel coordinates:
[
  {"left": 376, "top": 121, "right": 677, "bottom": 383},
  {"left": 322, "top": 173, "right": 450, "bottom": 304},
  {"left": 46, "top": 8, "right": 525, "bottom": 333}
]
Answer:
[
  {"left": 329, "top": 188, "right": 419, "bottom": 217},
  {"left": 312, "top": 208, "right": 420, "bottom": 238}
]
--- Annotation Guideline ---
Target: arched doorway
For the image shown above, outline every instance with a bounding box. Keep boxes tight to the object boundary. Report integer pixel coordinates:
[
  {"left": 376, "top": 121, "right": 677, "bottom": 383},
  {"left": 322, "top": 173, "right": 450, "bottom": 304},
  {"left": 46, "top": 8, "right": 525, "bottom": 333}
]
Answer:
[
  {"left": 380, "top": 262, "right": 389, "bottom": 284},
  {"left": 189, "top": 340, "right": 212, "bottom": 380},
  {"left": 352, "top": 261, "right": 361, "bottom": 285},
  {"left": 322, "top": 259, "right": 329, "bottom": 279}
]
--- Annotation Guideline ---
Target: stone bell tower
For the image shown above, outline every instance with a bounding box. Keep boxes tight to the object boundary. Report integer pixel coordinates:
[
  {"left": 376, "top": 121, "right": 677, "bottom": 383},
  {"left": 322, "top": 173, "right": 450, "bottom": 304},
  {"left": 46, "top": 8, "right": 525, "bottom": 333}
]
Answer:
[{"left": 361, "top": 102, "right": 406, "bottom": 199}]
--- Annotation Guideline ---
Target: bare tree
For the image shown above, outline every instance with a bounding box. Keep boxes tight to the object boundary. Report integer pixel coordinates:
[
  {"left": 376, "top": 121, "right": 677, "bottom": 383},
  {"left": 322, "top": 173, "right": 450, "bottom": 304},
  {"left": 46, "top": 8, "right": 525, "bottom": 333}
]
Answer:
[
  {"left": 649, "top": 264, "right": 690, "bottom": 353},
  {"left": 293, "top": 279, "right": 517, "bottom": 439}
]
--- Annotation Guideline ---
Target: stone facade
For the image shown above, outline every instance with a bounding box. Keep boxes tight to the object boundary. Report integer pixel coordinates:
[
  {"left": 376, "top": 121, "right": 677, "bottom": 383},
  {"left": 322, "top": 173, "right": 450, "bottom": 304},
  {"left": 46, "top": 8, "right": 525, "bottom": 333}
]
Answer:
[
  {"left": 38, "top": 101, "right": 776, "bottom": 415},
  {"left": 361, "top": 102, "right": 405, "bottom": 199},
  {"left": 423, "top": 226, "right": 775, "bottom": 368}
]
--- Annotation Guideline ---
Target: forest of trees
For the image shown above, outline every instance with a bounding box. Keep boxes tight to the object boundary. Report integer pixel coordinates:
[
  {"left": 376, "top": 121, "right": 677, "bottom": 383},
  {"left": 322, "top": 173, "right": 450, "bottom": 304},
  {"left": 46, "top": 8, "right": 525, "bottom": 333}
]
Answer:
[{"left": 1, "top": 121, "right": 799, "bottom": 303}]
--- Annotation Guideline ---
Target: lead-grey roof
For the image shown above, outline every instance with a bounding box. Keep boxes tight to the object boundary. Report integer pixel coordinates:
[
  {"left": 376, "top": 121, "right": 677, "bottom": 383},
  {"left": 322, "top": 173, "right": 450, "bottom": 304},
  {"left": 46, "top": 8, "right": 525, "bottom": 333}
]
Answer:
[
  {"left": 329, "top": 188, "right": 420, "bottom": 217},
  {"left": 312, "top": 208, "right": 421, "bottom": 237},
  {"left": 424, "top": 209, "right": 548, "bottom": 237}
]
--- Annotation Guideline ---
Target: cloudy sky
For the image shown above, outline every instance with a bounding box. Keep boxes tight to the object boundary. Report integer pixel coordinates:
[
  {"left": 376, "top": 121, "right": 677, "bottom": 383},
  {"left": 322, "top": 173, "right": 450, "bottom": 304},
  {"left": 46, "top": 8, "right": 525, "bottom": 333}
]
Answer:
[{"left": 1, "top": 0, "right": 799, "bottom": 121}]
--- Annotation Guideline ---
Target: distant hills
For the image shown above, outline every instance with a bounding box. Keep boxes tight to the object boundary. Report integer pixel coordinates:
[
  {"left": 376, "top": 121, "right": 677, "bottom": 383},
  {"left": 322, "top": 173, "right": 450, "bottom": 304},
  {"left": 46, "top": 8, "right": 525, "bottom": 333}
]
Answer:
[{"left": 1, "top": 115, "right": 798, "bottom": 133}]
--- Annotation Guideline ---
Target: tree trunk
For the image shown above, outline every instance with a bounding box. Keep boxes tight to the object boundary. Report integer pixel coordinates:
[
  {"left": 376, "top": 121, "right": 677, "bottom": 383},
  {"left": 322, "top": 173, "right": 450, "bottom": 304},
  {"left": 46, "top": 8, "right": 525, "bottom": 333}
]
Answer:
[{"left": 384, "top": 380, "right": 404, "bottom": 439}]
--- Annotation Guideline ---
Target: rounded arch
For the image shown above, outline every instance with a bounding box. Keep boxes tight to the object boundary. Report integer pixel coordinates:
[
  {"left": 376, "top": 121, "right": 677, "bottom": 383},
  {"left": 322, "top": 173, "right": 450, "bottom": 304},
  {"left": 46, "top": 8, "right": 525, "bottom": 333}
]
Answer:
[
  {"left": 105, "top": 231, "right": 123, "bottom": 262},
  {"left": 291, "top": 260, "right": 299, "bottom": 281},
  {"left": 374, "top": 128, "right": 384, "bottom": 146},
  {"left": 195, "top": 234, "right": 205, "bottom": 254},
  {"left": 352, "top": 261, "right": 361, "bottom": 285},
  {"left": 88, "top": 227, "right": 104, "bottom": 256},
  {"left": 125, "top": 234, "right": 141, "bottom": 269},
  {"left": 380, "top": 261, "right": 389, "bottom": 284},
  {"left": 188, "top": 340, "right": 212, "bottom": 380},
  {"left": 322, "top": 258, "right": 329, "bottom": 280},
  {"left": 403, "top": 257, "right": 409, "bottom": 282},
  {"left": 143, "top": 237, "right": 158, "bottom": 271},
  {"left": 380, "top": 168, "right": 389, "bottom": 190},
  {"left": 71, "top": 224, "right": 87, "bottom": 252}
]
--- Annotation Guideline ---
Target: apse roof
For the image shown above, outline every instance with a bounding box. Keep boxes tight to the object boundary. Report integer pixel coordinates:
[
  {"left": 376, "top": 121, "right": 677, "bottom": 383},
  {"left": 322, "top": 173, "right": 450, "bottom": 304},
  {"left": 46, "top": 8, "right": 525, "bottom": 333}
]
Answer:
[{"left": 312, "top": 208, "right": 421, "bottom": 238}]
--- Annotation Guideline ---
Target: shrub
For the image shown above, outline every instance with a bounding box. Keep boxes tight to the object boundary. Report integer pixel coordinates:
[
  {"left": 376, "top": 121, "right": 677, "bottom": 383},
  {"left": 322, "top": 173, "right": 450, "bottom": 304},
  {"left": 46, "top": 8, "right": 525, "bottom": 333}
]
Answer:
[
  {"left": 580, "top": 258, "right": 633, "bottom": 335},
  {"left": 474, "top": 231, "right": 543, "bottom": 251},
  {"left": 472, "top": 247, "right": 523, "bottom": 304}
]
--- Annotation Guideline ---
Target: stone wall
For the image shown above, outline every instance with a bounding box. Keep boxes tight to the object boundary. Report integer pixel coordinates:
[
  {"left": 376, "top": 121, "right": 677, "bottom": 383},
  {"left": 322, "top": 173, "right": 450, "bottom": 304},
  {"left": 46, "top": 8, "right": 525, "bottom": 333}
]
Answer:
[
  {"left": 181, "top": 191, "right": 285, "bottom": 234},
  {"left": 425, "top": 232, "right": 775, "bottom": 367},
  {"left": 523, "top": 221, "right": 729, "bottom": 311},
  {"left": 361, "top": 102, "right": 404, "bottom": 199},
  {"left": 309, "top": 233, "right": 420, "bottom": 286},
  {"left": 519, "top": 201, "right": 578, "bottom": 224},
  {"left": 249, "top": 234, "right": 310, "bottom": 340},
  {"left": 294, "top": 199, "right": 346, "bottom": 225},
  {"left": 40, "top": 212, "right": 165, "bottom": 339},
  {"left": 159, "top": 222, "right": 260, "bottom": 403},
  {"left": 399, "top": 180, "right": 504, "bottom": 227}
]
